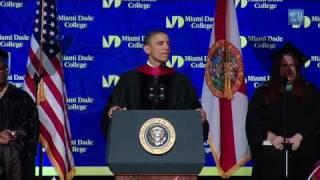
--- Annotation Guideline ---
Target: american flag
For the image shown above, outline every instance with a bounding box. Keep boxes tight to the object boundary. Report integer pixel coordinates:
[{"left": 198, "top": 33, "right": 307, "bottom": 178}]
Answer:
[{"left": 23, "top": 0, "right": 75, "bottom": 179}]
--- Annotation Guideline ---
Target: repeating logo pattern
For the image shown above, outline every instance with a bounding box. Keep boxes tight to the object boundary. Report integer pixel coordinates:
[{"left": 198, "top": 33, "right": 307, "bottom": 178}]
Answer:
[
  {"left": 102, "top": 75, "right": 120, "bottom": 88},
  {"left": 102, "top": 0, "right": 122, "bottom": 8}
]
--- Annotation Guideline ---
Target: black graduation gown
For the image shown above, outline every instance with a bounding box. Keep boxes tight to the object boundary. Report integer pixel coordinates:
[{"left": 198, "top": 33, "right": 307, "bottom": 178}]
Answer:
[
  {"left": 0, "top": 84, "right": 39, "bottom": 180},
  {"left": 246, "top": 83, "right": 320, "bottom": 179},
  {"left": 107, "top": 65, "right": 201, "bottom": 110},
  {"left": 104, "top": 65, "right": 208, "bottom": 138}
]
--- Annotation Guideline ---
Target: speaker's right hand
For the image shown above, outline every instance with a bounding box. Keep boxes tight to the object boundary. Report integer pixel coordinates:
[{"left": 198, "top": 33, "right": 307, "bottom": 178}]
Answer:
[{"left": 108, "top": 106, "right": 126, "bottom": 118}]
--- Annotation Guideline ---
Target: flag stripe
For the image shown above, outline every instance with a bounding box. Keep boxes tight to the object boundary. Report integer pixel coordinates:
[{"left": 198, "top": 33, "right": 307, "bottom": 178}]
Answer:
[
  {"left": 231, "top": 92, "right": 248, "bottom": 160},
  {"left": 215, "top": 0, "right": 226, "bottom": 40},
  {"left": 38, "top": 99, "right": 68, "bottom": 148},
  {"left": 38, "top": 106, "right": 70, "bottom": 169},
  {"left": 63, "top": 107, "right": 73, "bottom": 169},
  {"left": 30, "top": 37, "right": 63, "bottom": 81},
  {"left": 219, "top": 99, "right": 236, "bottom": 171},
  {"left": 215, "top": 0, "right": 236, "bottom": 172},
  {"left": 39, "top": 123, "right": 67, "bottom": 176},
  {"left": 24, "top": 78, "right": 71, "bottom": 173},
  {"left": 29, "top": 51, "right": 64, "bottom": 107},
  {"left": 25, "top": 76, "right": 68, "bottom": 155},
  {"left": 24, "top": 74, "right": 36, "bottom": 99}
]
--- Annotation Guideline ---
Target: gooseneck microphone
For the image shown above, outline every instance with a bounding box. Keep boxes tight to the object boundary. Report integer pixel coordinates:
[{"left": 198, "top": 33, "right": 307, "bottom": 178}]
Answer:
[
  {"left": 281, "top": 76, "right": 293, "bottom": 92},
  {"left": 159, "top": 84, "right": 166, "bottom": 101},
  {"left": 148, "top": 76, "right": 166, "bottom": 107},
  {"left": 281, "top": 76, "right": 289, "bottom": 85}
]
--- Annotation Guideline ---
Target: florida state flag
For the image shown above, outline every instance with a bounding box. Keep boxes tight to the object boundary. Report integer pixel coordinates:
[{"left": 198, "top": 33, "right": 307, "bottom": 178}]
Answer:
[{"left": 201, "top": 0, "right": 250, "bottom": 177}]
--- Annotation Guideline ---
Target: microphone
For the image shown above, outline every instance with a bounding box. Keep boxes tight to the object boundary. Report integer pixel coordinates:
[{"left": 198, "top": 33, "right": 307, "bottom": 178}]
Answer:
[
  {"left": 281, "top": 76, "right": 292, "bottom": 92},
  {"left": 159, "top": 84, "right": 166, "bottom": 100},
  {"left": 148, "top": 76, "right": 159, "bottom": 102},
  {"left": 148, "top": 85, "right": 155, "bottom": 101},
  {"left": 148, "top": 76, "right": 166, "bottom": 103},
  {"left": 286, "top": 84, "right": 293, "bottom": 92},
  {"left": 281, "top": 76, "right": 289, "bottom": 85}
]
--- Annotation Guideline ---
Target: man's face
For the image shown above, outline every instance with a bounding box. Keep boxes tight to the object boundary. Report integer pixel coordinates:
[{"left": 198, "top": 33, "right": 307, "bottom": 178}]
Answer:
[
  {"left": 280, "top": 54, "right": 297, "bottom": 84},
  {"left": 143, "top": 33, "right": 170, "bottom": 66},
  {"left": 0, "top": 60, "right": 8, "bottom": 87}
]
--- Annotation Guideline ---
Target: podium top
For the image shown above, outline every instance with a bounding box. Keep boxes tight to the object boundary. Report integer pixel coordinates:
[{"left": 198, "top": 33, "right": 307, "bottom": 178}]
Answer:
[{"left": 107, "top": 110, "right": 205, "bottom": 174}]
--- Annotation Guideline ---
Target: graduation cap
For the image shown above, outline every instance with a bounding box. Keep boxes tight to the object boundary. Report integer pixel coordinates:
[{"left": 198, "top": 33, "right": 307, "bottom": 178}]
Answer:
[
  {"left": 0, "top": 48, "right": 8, "bottom": 60},
  {"left": 0, "top": 49, "right": 9, "bottom": 68},
  {"left": 271, "top": 42, "right": 308, "bottom": 67}
]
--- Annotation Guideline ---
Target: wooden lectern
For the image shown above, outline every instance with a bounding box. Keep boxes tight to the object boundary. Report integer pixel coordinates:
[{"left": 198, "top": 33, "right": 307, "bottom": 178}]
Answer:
[{"left": 107, "top": 110, "right": 205, "bottom": 180}]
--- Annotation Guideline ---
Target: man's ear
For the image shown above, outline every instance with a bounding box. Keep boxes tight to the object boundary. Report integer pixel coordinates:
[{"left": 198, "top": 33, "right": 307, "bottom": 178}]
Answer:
[{"left": 143, "top": 45, "right": 150, "bottom": 55}]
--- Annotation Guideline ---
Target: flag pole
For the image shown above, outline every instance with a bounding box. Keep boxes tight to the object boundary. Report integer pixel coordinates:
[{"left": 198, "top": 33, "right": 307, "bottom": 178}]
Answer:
[
  {"left": 35, "top": 0, "right": 46, "bottom": 177},
  {"left": 32, "top": 73, "right": 42, "bottom": 178},
  {"left": 282, "top": 81, "right": 289, "bottom": 178},
  {"left": 37, "top": 0, "right": 46, "bottom": 104}
]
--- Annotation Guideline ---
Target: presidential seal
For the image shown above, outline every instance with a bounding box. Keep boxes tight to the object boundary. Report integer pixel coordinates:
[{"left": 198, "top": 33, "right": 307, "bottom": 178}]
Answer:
[
  {"left": 139, "top": 118, "right": 176, "bottom": 155},
  {"left": 205, "top": 40, "right": 244, "bottom": 100}
]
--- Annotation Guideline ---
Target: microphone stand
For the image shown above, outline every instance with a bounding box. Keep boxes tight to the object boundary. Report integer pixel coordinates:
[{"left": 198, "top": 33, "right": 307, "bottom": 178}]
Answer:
[
  {"left": 282, "top": 79, "right": 289, "bottom": 178},
  {"left": 33, "top": 74, "right": 43, "bottom": 179}
]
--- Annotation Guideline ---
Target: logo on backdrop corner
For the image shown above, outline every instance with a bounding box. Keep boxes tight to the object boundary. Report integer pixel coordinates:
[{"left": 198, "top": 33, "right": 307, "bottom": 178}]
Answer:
[
  {"left": 166, "top": 55, "right": 185, "bottom": 68},
  {"left": 288, "top": 9, "right": 305, "bottom": 27},
  {"left": 240, "top": 36, "right": 247, "bottom": 48},
  {"left": 102, "top": 0, "right": 122, "bottom": 8},
  {"left": 102, "top": 75, "right": 120, "bottom": 88},
  {"left": 235, "top": 0, "right": 248, "bottom": 8},
  {"left": 304, "top": 59, "right": 311, "bottom": 68},
  {"left": 166, "top": 16, "right": 184, "bottom": 28},
  {"left": 292, "top": 16, "right": 311, "bottom": 29},
  {"left": 102, "top": 35, "right": 121, "bottom": 48}
]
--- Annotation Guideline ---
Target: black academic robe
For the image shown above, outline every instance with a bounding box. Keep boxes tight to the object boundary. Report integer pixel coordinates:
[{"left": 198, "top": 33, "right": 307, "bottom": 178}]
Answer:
[
  {"left": 107, "top": 65, "right": 201, "bottom": 110},
  {"left": 246, "top": 82, "right": 320, "bottom": 179},
  {"left": 104, "top": 65, "right": 208, "bottom": 138},
  {"left": 0, "top": 84, "right": 39, "bottom": 180}
]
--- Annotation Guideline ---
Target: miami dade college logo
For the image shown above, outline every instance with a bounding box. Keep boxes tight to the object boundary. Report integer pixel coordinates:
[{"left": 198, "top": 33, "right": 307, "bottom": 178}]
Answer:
[
  {"left": 102, "top": 35, "right": 121, "bottom": 48},
  {"left": 102, "top": 75, "right": 120, "bottom": 88},
  {"left": 139, "top": 118, "right": 176, "bottom": 155},
  {"left": 205, "top": 40, "right": 244, "bottom": 100},
  {"left": 166, "top": 55, "right": 184, "bottom": 68},
  {"left": 102, "top": 0, "right": 121, "bottom": 8},
  {"left": 166, "top": 16, "right": 184, "bottom": 28}
]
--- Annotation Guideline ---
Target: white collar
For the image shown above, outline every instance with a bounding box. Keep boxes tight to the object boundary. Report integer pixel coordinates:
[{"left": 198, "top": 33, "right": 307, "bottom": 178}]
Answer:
[
  {"left": 147, "top": 60, "right": 165, "bottom": 67},
  {"left": 147, "top": 60, "right": 157, "bottom": 67}
]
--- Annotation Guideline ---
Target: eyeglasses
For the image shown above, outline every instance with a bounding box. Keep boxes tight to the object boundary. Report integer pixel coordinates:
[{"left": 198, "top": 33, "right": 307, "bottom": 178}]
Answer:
[{"left": 280, "top": 64, "right": 295, "bottom": 68}]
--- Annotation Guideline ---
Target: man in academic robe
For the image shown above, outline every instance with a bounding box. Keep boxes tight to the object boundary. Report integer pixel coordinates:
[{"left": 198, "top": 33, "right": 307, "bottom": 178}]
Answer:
[
  {"left": 105, "top": 30, "right": 207, "bottom": 124},
  {"left": 0, "top": 49, "right": 39, "bottom": 180},
  {"left": 104, "top": 30, "right": 208, "bottom": 180}
]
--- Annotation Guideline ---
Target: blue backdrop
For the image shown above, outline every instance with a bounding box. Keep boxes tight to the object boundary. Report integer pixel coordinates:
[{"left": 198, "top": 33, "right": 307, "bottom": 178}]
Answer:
[{"left": 0, "top": 0, "right": 319, "bottom": 176}]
